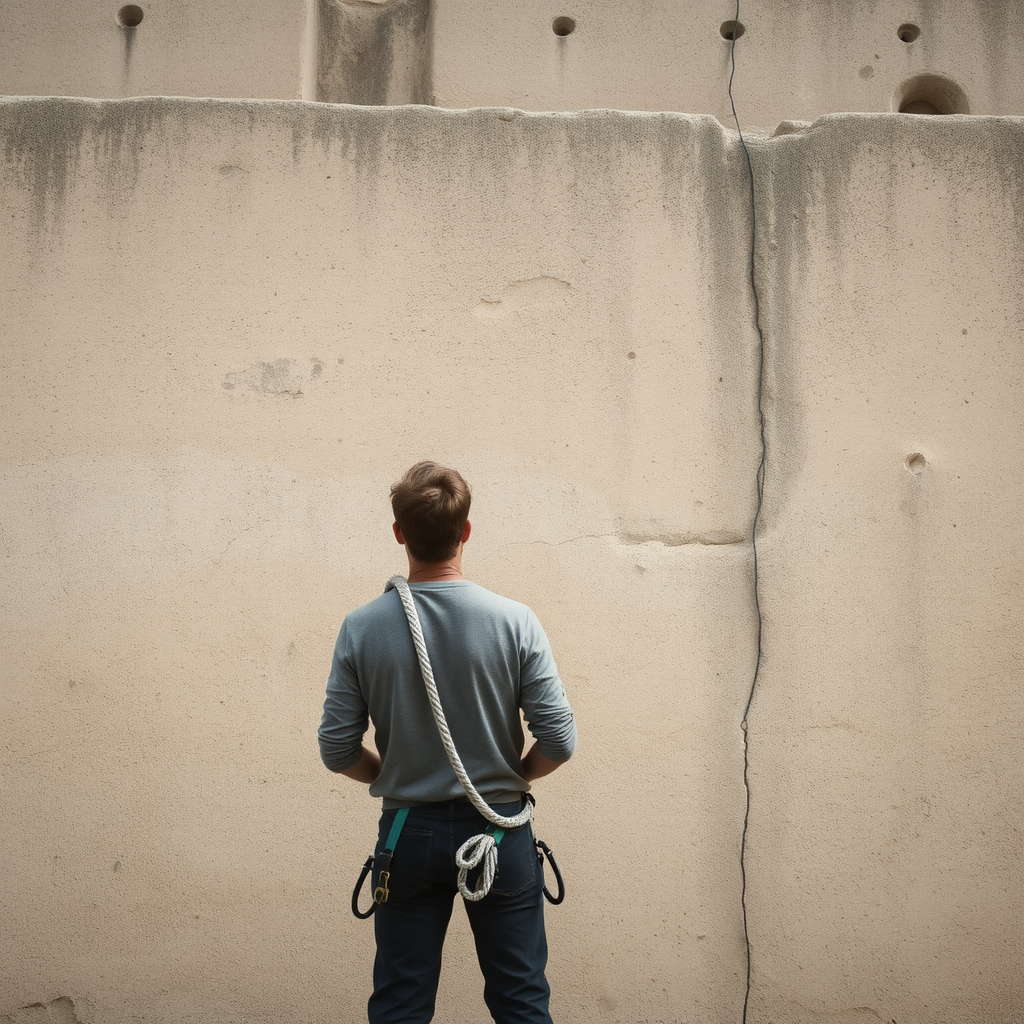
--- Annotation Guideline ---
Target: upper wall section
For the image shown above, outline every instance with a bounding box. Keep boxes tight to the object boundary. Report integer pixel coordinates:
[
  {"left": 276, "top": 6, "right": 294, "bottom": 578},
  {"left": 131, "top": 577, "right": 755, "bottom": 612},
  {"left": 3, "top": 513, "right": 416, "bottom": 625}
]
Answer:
[
  {"left": 0, "top": 0, "right": 1022, "bottom": 123},
  {"left": 432, "top": 0, "right": 1024, "bottom": 122},
  {"left": 0, "top": 0, "right": 306, "bottom": 101}
]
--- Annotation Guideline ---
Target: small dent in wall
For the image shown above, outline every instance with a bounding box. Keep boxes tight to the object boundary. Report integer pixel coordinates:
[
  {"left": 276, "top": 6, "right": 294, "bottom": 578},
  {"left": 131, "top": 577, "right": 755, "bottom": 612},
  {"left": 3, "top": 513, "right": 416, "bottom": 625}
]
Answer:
[
  {"left": 474, "top": 276, "right": 571, "bottom": 318},
  {"left": 904, "top": 452, "right": 927, "bottom": 475}
]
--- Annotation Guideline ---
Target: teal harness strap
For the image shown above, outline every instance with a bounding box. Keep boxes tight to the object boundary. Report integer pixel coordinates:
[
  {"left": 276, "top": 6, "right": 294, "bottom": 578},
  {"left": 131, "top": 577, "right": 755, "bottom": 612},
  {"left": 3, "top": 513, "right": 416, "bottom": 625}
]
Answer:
[
  {"left": 385, "top": 807, "right": 410, "bottom": 851},
  {"left": 373, "top": 807, "right": 410, "bottom": 906}
]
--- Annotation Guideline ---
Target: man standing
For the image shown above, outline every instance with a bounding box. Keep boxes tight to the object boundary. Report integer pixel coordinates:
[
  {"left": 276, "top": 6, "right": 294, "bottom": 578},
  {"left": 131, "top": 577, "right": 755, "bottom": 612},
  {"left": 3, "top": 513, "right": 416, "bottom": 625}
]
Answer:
[{"left": 319, "top": 461, "right": 577, "bottom": 1024}]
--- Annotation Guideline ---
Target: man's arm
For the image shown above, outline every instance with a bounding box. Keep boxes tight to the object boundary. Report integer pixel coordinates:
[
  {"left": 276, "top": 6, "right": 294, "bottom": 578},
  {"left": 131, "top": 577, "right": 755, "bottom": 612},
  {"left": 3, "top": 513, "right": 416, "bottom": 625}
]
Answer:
[
  {"left": 340, "top": 745, "right": 382, "bottom": 784},
  {"left": 319, "top": 621, "right": 375, "bottom": 777},
  {"left": 518, "top": 612, "right": 577, "bottom": 770}
]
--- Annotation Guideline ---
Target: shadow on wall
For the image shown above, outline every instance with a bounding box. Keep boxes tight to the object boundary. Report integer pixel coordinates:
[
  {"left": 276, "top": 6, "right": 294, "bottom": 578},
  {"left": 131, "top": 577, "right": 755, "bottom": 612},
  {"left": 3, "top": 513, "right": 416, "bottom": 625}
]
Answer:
[
  {"left": 895, "top": 72, "right": 970, "bottom": 114},
  {"left": 317, "top": 0, "right": 431, "bottom": 105}
]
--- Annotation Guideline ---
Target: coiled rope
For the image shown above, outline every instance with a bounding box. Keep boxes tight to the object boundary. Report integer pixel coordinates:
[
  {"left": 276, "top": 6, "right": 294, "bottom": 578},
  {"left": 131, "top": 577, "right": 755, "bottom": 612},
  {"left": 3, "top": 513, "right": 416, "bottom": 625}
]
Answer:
[{"left": 385, "top": 575, "right": 533, "bottom": 900}]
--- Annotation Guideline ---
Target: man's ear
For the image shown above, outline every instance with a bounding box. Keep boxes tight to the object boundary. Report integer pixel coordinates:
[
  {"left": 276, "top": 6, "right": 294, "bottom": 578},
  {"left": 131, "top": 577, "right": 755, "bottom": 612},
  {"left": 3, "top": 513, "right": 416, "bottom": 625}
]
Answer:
[
  {"left": 461, "top": 520, "right": 472, "bottom": 545},
  {"left": 393, "top": 522, "right": 405, "bottom": 545}
]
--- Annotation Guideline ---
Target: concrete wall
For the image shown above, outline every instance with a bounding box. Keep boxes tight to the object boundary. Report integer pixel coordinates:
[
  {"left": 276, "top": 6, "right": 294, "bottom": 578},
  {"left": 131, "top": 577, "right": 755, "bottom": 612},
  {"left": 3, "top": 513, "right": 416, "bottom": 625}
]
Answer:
[
  {"left": 1, "top": 1, "right": 1022, "bottom": 123},
  {"left": 1, "top": 96, "right": 1021, "bottom": 1024}
]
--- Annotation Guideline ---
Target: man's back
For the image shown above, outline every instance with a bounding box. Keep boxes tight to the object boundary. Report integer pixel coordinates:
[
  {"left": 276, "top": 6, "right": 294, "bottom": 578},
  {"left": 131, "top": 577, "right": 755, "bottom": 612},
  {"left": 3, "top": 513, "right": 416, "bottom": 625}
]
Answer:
[{"left": 319, "top": 580, "right": 576, "bottom": 808}]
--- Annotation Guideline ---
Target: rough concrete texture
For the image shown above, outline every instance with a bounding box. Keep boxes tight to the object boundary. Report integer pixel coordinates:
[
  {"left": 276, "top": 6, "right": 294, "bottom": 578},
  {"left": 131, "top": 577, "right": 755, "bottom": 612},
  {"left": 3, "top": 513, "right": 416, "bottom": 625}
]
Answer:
[
  {"left": 1, "top": 97, "right": 1022, "bottom": 1024},
  {"left": 1, "top": 1, "right": 1023, "bottom": 124}
]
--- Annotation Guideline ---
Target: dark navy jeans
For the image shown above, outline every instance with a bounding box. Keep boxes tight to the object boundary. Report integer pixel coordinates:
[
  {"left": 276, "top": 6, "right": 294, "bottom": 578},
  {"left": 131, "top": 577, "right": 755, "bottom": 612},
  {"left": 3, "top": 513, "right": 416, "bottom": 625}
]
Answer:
[{"left": 368, "top": 798, "right": 552, "bottom": 1024}]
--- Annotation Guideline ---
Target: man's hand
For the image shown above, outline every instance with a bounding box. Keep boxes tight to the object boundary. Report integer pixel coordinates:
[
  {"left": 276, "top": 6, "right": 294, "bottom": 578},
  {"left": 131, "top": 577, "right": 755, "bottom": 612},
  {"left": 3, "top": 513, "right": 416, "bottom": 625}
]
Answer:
[
  {"left": 521, "top": 742, "right": 566, "bottom": 782},
  {"left": 341, "top": 746, "right": 382, "bottom": 784}
]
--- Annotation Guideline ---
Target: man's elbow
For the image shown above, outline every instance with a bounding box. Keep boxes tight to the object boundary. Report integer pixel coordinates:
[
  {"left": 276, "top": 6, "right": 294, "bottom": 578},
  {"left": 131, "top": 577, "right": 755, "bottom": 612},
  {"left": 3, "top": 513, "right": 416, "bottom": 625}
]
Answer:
[
  {"left": 538, "top": 743, "right": 575, "bottom": 765},
  {"left": 538, "top": 719, "right": 577, "bottom": 763},
  {"left": 319, "top": 740, "right": 363, "bottom": 775}
]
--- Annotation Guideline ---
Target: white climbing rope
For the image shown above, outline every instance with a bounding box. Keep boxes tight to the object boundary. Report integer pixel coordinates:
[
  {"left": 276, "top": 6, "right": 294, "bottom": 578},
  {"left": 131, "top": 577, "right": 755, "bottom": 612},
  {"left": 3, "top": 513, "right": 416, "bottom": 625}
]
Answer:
[
  {"left": 454, "top": 833, "right": 499, "bottom": 902},
  {"left": 386, "top": 574, "right": 533, "bottom": 900}
]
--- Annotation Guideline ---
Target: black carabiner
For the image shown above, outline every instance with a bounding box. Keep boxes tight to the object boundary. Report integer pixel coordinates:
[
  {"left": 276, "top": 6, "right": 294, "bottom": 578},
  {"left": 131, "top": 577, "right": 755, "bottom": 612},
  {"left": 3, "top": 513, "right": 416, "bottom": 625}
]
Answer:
[
  {"left": 351, "top": 855, "right": 377, "bottom": 919},
  {"left": 535, "top": 839, "right": 565, "bottom": 905}
]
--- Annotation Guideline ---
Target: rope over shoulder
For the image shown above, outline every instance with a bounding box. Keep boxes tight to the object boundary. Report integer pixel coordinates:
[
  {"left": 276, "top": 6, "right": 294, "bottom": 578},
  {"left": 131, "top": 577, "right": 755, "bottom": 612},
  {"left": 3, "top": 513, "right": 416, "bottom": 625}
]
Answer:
[{"left": 385, "top": 574, "right": 533, "bottom": 900}]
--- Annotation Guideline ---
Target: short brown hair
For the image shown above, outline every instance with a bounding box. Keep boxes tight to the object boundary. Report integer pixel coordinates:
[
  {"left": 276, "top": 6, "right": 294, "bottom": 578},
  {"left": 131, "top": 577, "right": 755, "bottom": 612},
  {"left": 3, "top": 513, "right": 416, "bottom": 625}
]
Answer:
[{"left": 390, "top": 461, "right": 472, "bottom": 563}]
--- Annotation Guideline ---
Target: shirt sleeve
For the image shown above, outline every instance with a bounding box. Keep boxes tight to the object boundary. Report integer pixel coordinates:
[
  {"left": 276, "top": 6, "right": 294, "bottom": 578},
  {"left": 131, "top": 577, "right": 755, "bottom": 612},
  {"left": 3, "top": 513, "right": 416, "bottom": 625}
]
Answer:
[
  {"left": 318, "top": 620, "right": 369, "bottom": 773},
  {"left": 519, "top": 611, "right": 577, "bottom": 762}
]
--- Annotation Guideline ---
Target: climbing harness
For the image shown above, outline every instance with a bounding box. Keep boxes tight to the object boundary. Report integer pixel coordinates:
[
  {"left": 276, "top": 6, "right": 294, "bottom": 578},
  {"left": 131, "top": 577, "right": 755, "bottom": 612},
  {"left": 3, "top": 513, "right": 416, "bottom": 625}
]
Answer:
[
  {"left": 352, "top": 809, "right": 565, "bottom": 915},
  {"left": 351, "top": 807, "right": 409, "bottom": 919},
  {"left": 350, "top": 574, "right": 566, "bottom": 916}
]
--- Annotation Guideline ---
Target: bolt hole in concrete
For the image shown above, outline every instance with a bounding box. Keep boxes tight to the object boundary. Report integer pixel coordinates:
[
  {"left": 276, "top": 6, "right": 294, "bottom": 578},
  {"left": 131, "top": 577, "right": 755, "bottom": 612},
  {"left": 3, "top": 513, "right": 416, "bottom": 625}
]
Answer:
[
  {"left": 552, "top": 16, "right": 576, "bottom": 37},
  {"left": 895, "top": 73, "right": 969, "bottom": 114},
  {"left": 905, "top": 453, "right": 927, "bottom": 474},
  {"left": 897, "top": 23, "right": 921, "bottom": 43},
  {"left": 118, "top": 4, "right": 144, "bottom": 26},
  {"left": 720, "top": 20, "right": 745, "bottom": 41}
]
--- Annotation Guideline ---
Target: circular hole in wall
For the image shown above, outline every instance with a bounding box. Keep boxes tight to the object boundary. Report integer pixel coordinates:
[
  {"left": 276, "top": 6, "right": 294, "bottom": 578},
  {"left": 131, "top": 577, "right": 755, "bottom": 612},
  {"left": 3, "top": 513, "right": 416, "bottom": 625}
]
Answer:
[
  {"left": 895, "top": 74, "right": 969, "bottom": 115},
  {"left": 552, "top": 16, "right": 576, "bottom": 37},
  {"left": 897, "top": 23, "right": 921, "bottom": 43},
  {"left": 720, "top": 20, "right": 745, "bottom": 41},
  {"left": 905, "top": 453, "right": 927, "bottom": 474},
  {"left": 118, "top": 4, "right": 144, "bottom": 27}
]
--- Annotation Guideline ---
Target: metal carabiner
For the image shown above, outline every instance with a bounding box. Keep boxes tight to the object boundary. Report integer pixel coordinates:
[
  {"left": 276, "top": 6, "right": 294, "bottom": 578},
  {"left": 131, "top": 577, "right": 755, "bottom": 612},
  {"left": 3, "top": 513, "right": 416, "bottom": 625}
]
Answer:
[{"left": 373, "top": 870, "right": 391, "bottom": 905}]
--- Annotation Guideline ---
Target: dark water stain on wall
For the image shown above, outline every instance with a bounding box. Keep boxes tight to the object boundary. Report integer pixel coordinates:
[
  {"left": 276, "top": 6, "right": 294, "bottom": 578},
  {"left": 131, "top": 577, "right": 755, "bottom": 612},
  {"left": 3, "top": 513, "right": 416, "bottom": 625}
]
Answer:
[
  {"left": 0, "top": 98, "right": 278, "bottom": 236},
  {"left": 2, "top": 99, "right": 89, "bottom": 229},
  {"left": 317, "top": 0, "right": 431, "bottom": 105},
  {"left": 122, "top": 18, "right": 137, "bottom": 76},
  {"left": 1, "top": 97, "right": 166, "bottom": 233}
]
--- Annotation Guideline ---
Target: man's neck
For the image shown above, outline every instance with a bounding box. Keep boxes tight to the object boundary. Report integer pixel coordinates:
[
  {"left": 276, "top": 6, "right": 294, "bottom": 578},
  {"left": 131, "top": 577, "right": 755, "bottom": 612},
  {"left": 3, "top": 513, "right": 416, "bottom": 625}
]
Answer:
[{"left": 406, "top": 552, "right": 465, "bottom": 582}]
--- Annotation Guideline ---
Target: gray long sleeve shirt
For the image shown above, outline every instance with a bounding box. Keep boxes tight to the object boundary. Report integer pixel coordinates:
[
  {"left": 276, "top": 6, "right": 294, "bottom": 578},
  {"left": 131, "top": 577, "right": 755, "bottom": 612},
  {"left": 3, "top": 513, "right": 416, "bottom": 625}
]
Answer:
[{"left": 319, "top": 580, "right": 576, "bottom": 808}]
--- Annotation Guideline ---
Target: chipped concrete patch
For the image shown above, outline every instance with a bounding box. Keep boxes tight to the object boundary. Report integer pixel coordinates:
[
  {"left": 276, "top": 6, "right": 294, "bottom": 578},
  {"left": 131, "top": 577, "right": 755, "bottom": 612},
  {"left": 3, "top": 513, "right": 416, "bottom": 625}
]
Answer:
[
  {"left": 1, "top": 998, "right": 81, "bottom": 1024},
  {"left": 474, "top": 276, "right": 572, "bottom": 318},
  {"left": 221, "top": 356, "right": 323, "bottom": 397}
]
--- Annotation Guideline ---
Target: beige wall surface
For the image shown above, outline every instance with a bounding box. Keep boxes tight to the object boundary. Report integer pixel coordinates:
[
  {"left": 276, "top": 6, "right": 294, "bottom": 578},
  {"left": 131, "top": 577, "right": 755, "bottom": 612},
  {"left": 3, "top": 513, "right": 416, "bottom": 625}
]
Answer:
[
  {"left": 1, "top": 1, "right": 1022, "bottom": 123},
  {"left": 1, "top": 97, "right": 1022, "bottom": 1024}
]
